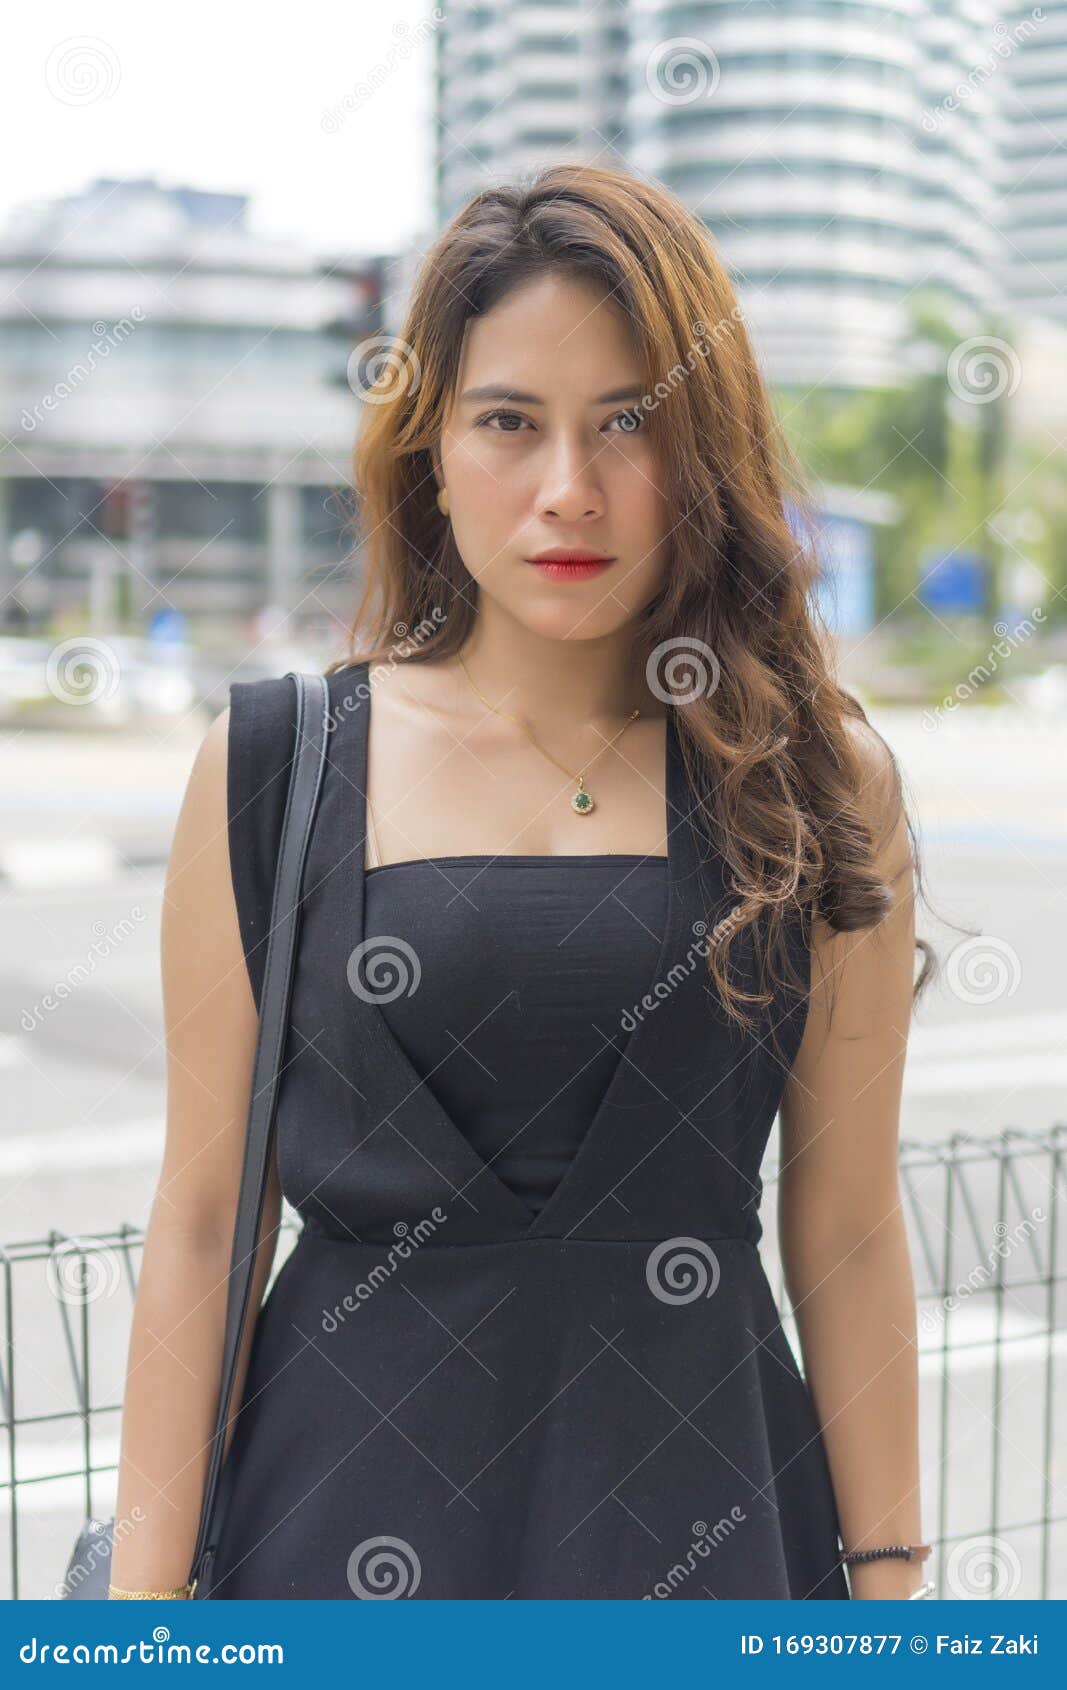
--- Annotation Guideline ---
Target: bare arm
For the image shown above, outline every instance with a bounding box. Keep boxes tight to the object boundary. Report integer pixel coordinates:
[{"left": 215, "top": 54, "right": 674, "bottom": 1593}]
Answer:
[
  {"left": 109, "top": 705, "right": 282, "bottom": 1594},
  {"left": 778, "top": 721, "right": 923, "bottom": 1600}
]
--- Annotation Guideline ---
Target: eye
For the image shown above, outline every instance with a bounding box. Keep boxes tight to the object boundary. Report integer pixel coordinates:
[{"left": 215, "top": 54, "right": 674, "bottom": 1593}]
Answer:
[
  {"left": 606, "top": 407, "right": 645, "bottom": 434},
  {"left": 473, "top": 406, "right": 645, "bottom": 436},
  {"left": 475, "top": 409, "right": 532, "bottom": 432}
]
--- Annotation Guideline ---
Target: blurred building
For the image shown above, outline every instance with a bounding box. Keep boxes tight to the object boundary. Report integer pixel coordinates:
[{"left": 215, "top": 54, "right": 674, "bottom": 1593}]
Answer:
[
  {"left": 434, "top": 0, "right": 629, "bottom": 197},
  {"left": 0, "top": 177, "right": 387, "bottom": 633},
  {"left": 1001, "top": 0, "right": 1067, "bottom": 319},
  {"left": 433, "top": 0, "right": 1034, "bottom": 389}
]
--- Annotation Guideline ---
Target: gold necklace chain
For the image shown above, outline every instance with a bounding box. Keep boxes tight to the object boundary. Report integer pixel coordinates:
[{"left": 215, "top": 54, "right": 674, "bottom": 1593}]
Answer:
[{"left": 456, "top": 652, "right": 640, "bottom": 816}]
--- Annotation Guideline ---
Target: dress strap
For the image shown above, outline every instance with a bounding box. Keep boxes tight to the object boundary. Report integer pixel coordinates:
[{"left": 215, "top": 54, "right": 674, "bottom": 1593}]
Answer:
[{"left": 226, "top": 675, "right": 300, "bottom": 1011}]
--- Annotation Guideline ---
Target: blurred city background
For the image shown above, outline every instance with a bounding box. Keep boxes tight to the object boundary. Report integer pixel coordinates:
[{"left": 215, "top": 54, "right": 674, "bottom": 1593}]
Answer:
[{"left": 1, "top": 0, "right": 1065, "bottom": 1598}]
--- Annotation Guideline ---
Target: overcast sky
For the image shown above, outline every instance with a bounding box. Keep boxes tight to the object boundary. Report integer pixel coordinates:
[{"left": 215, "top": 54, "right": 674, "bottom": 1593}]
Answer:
[{"left": 1, "top": 1, "right": 436, "bottom": 256}]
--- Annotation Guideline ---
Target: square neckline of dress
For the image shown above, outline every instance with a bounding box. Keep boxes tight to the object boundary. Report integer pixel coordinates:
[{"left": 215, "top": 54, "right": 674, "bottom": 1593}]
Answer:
[
  {"left": 343, "top": 658, "right": 690, "bottom": 1239},
  {"left": 359, "top": 665, "right": 670, "bottom": 874},
  {"left": 365, "top": 854, "right": 670, "bottom": 875}
]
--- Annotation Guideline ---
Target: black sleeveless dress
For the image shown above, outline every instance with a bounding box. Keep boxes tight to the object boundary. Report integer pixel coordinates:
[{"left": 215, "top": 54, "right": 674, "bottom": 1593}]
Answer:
[{"left": 203, "top": 659, "right": 849, "bottom": 1600}]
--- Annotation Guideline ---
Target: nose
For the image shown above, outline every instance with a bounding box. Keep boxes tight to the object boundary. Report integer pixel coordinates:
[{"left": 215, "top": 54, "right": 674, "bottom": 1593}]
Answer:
[{"left": 538, "top": 435, "right": 605, "bottom": 523}]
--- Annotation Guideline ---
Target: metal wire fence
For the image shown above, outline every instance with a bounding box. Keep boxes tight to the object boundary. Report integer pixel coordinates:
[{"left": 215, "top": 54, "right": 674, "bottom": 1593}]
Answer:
[
  {"left": 2, "top": 1124, "right": 1065, "bottom": 1599},
  {"left": 768, "top": 1125, "right": 1067, "bottom": 1600}
]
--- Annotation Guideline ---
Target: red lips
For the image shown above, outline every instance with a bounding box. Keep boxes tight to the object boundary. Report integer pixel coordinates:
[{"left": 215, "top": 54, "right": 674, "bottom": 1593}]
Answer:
[
  {"left": 526, "top": 549, "right": 617, "bottom": 581},
  {"left": 528, "top": 549, "right": 615, "bottom": 564}
]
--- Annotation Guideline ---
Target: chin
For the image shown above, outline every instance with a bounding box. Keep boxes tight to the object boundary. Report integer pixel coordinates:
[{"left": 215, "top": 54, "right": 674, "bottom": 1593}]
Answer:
[{"left": 517, "top": 603, "right": 637, "bottom": 642}]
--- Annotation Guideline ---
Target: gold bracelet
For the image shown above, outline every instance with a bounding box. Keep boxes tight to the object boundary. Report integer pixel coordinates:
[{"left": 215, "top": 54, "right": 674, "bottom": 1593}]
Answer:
[{"left": 108, "top": 1581, "right": 194, "bottom": 1599}]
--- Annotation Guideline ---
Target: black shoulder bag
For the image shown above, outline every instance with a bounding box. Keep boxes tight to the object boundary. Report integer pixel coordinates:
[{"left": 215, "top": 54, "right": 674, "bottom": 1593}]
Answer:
[{"left": 61, "top": 670, "right": 330, "bottom": 1599}]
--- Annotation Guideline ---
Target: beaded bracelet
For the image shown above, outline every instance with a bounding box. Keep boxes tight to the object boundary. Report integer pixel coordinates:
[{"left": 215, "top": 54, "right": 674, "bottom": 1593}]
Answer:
[{"left": 839, "top": 1543, "right": 932, "bottom": 1566}]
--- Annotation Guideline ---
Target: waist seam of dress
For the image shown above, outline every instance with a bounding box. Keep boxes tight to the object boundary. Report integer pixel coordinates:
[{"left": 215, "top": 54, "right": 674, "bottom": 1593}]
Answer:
[{"left": 298, "top": 1218, "right": 762, "bottom": 1249}]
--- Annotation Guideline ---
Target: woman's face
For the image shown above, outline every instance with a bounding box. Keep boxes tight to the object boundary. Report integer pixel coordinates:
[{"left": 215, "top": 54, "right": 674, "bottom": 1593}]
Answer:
[{"left": 436, "top": 271, "right": 672, "bottom": 640}]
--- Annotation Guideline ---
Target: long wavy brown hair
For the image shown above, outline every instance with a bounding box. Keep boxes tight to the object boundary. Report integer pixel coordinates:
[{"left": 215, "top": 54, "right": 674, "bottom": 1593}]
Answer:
[{"left": 326, "top": 162, "right": 938, "bottom": 1043}]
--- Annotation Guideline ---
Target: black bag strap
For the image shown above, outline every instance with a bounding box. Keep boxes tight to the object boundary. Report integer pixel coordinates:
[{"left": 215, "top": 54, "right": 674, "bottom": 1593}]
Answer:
[{"left": 188, "top": 669, "right": 330, "bottom": 1593}]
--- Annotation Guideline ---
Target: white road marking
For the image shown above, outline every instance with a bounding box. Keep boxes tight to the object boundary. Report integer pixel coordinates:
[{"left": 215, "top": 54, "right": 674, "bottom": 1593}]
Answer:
[
  {"left": 0, "top": 1119, "right": 163, "bottom": 1178},
  {"left": 0, "top": 838, "right": 122, "bottom": 888}
]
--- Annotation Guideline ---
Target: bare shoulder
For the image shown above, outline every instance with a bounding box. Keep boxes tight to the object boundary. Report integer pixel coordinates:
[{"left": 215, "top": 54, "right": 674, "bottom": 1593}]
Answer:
[
  {"left": 840, "top": 710, "right": 911, "bottom": 882},
  {"left": 189, "top": 701, "right": 230, "bottom": 785},
  {"left": 163, "top": 705, "right": 235, "bottom": 962},
  {"left": 368, "top": 656, "right": 470, "bottom": 725},
  {"left": 163, "top": 707, "right": 229, "bottom": 865}
]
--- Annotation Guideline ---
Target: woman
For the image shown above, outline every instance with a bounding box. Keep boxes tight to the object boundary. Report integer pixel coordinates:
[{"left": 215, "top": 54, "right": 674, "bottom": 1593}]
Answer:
[{"left": 110, "top": 164, "right": 932, "bottom": 1600}]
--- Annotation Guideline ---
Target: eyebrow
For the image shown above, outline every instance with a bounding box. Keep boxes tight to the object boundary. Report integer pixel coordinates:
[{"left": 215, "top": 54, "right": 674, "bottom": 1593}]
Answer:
[{"left": 458, "top": 384, "right": 645, "bottom": 405}]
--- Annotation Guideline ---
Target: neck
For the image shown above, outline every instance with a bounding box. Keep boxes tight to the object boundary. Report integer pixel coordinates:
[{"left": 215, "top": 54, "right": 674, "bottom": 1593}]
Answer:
[{"left": 451, "top": 604, "right": 663, "bottom": 730}]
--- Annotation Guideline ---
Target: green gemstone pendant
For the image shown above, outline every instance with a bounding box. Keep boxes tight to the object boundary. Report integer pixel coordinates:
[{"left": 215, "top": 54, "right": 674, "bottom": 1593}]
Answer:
[{"left": 571, "top": 783, "right": 595, "bottom": 815}]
